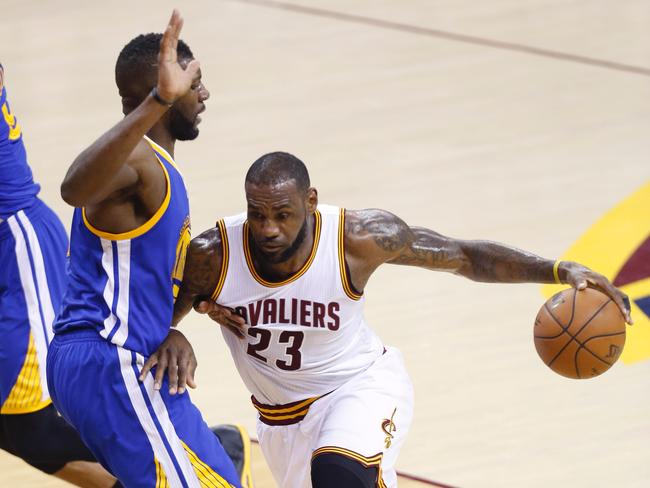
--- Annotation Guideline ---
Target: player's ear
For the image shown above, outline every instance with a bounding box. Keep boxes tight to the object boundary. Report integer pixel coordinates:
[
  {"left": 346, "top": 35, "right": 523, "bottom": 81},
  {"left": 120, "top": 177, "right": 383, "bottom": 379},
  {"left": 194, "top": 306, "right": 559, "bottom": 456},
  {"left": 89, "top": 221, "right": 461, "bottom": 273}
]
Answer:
[{"left": 306, "top": 187, "right": 318, "bottom": 213}]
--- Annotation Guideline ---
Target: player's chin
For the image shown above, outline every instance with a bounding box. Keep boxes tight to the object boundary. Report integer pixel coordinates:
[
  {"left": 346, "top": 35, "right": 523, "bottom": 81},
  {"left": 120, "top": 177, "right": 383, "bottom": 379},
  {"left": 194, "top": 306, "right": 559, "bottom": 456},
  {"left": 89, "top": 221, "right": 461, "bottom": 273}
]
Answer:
[
  {"left": 175, "top": 128, "right": 200, "bottom": 141},
  {"left": 259, "top": 248, "right": 288, "bottom": 263}
]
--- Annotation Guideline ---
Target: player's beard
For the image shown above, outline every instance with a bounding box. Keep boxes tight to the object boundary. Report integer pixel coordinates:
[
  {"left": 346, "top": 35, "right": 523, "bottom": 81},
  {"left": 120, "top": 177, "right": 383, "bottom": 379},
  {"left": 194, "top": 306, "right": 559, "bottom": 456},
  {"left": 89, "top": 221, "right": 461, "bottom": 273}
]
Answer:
[
  {"left": 169, "top": 107, "right": 199, "bottom": 141},
  {"left": 261, "top": 217, "right": 309, "bottom": 264}
]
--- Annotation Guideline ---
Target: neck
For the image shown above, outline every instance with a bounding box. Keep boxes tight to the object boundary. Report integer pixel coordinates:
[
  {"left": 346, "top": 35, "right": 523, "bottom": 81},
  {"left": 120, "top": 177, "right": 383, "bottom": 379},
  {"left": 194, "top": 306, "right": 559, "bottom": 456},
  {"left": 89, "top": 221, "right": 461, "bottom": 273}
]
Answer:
[
  {"left": 252, "top": 214, "right": 316, "bottom": 282},
  {"left": 146, "top": 124, "right": 176, "bottom": 158}
]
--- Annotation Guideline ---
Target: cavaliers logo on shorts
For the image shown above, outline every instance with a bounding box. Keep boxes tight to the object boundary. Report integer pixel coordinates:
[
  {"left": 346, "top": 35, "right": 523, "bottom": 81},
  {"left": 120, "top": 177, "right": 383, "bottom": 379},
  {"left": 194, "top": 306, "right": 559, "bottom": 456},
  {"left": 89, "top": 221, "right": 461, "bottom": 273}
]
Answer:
[
  {"left": 381, "top": 408, "right": 397, "bottom": 449},
  {"left": 542, "top": 182, "right": 650, "bottom": 364}
]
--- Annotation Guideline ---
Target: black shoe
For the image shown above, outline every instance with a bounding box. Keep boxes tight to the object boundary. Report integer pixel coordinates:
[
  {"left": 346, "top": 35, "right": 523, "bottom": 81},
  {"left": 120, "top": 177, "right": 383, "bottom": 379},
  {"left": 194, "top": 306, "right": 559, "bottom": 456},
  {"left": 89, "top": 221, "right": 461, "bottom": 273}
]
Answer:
[{"left": 211, "top": 424, "right": 254, "bottom": 488}]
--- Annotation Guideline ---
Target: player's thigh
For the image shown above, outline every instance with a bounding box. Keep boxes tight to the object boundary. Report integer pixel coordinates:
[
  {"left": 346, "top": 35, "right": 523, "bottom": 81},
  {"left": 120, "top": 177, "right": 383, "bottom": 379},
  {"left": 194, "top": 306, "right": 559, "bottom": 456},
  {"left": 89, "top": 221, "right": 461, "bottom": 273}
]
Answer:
[
  {"left": 257, "top": 420, "right": 312, "bottom": 488},
  {"left": 0, "top": 200, "right": 68, "bottom": 412},
  {"left": 315, "top": 348, "right": 414, "bottom": 487},
  {"left": 0, "top": 230, "right": 32, "bottom": 409},
  {"left": 49, "top": 335, "right": 240, "bottom": 487},
  {"left": 47, "top": 335, "right": 160, "bottom": 485}
]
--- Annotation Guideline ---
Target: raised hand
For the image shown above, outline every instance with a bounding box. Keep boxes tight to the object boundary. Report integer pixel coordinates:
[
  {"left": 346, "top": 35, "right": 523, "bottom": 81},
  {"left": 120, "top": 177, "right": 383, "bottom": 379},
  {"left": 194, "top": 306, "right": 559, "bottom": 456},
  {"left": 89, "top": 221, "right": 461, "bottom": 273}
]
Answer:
[
  {"left": 560, "top": 261, "right": 633, "bottom": 325},
  {"left": 156, "top": 9, "right": 200, "bottom": 104}
]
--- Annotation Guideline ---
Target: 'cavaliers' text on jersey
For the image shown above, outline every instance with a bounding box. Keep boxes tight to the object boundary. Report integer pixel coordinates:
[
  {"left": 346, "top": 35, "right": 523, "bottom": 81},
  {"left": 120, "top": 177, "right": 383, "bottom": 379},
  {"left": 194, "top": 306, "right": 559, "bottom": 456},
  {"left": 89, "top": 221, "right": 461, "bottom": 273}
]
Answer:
[{"left": 214, "top": 205, "right": 384, "bottom": 405}]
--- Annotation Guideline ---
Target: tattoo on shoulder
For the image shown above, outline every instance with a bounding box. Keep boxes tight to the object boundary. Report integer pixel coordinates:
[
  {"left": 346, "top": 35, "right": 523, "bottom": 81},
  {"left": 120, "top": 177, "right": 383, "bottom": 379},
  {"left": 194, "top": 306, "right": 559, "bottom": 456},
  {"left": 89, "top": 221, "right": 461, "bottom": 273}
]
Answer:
[
  {"left": 346, "top": 209, "right": 412, "bottom": 253},
  {"left": 184, "top": 227, "right": 223, "bottom": 294}
]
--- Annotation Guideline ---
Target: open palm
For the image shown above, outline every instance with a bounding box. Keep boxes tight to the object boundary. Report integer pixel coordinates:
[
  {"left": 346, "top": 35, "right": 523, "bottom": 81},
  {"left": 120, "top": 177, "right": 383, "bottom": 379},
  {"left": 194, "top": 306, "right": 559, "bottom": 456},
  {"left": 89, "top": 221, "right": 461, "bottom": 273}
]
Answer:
[{"left": 156, "top": 10, "right": 200, "bottom": 103}]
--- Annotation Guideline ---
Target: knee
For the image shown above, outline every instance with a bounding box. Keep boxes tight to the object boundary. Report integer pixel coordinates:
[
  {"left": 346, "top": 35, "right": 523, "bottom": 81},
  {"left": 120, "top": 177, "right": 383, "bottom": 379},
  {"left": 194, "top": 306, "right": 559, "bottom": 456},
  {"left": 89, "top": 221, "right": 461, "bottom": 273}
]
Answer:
[{"left": 311, "top": 452, "right": 379, "bottom": 488}]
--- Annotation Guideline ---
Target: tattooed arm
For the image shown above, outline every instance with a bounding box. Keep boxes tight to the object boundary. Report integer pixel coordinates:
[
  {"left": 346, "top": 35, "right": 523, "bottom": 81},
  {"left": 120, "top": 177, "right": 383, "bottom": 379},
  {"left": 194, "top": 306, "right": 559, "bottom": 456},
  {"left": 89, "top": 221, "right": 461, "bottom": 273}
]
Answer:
[
  {"left": 138, "top": 228, "right": 224, "bottom": 393},
  {"left": 171, "top": 228, "right": 224, "bottom": 326},
  {"left": 343, "top": 209, "right": 632, "bottom": 323},
  {"left": 172, "top": 228, "right": 247, "bottom": 336}
]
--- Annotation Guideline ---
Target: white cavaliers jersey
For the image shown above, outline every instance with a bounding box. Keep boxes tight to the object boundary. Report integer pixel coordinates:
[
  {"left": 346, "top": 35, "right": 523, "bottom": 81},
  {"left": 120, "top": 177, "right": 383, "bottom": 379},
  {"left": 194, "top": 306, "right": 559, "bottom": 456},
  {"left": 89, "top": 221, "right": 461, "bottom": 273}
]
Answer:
[{"left": 213, "top": 204, "right": 384, "bottom": 405}]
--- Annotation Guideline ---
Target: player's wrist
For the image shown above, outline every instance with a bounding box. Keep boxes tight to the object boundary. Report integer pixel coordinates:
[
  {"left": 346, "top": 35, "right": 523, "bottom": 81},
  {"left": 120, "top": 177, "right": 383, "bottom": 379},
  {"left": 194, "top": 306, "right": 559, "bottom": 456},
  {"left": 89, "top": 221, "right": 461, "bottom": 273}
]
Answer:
[
  {"left": 151, "top": 86, "right": 174, "bottom": 107},
  {"left": 552, "top": 260, "right": 567, "bottom": 284}
]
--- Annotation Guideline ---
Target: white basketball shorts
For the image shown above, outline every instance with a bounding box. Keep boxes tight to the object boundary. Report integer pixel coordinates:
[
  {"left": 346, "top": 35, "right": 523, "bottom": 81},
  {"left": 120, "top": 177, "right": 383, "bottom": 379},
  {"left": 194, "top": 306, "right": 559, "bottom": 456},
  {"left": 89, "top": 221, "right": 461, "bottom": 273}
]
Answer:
[{"left": 255, "top": 347, "right": 414, "bottom": 487}]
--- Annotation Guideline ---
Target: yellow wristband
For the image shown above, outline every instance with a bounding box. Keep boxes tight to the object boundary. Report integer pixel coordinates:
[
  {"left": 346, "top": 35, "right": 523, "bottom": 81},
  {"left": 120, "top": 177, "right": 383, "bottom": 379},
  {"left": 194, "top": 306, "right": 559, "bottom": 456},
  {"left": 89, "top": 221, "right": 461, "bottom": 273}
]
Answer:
[{"left": 553, "top": 260, "right": 562, "bottom": 284}]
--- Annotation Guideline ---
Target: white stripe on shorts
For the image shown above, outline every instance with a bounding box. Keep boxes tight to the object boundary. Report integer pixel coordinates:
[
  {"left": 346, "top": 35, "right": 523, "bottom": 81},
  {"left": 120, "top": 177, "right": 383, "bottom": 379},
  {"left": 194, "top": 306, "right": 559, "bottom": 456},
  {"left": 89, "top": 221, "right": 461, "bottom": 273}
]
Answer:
[
  {"left": 7, "top": 214, "right": 50, "bottom": 401},
  {"left": 99, "top": 239, "right": 118, "bottom": 340},
  {"left": 99, "top": 239, "right": 131, "bottom": 347},
  {"left": 16, "top": 210, "right": 56, "bottom": 344},
  {"left": 111, "top": 240, "right": 132, "bottom": 347},
  {"left": 135, "top": 352, "right": 204, "bottom": 487},
  {"left": 118, "top": 348, "right": 200, "bottom": 488}
]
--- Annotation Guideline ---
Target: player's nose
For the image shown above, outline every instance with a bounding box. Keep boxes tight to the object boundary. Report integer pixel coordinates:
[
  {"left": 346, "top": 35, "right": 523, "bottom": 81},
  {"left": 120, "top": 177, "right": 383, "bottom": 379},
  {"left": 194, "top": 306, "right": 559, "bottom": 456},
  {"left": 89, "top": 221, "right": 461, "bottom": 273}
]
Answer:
[
  {"left": 199, "top": 85, "right": 210, "bottom": 102},
  {"left": 261, "top": 220, "right": 280, "bottom": 239}
]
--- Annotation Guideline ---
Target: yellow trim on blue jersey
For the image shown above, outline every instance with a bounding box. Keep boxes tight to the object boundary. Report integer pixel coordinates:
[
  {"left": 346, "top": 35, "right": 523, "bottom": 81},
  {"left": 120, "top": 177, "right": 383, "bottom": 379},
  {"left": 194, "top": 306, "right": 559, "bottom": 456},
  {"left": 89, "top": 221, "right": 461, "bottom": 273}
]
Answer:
[
  {"left": 243, "top": 210, "right": 322, "bottom": 288},
  {"left": 181, "top": 441, "right": 234, "bottom": 488},
  {"left": 144, "top": 135, "right": 181, "bottom": 172},
  {"left": 1, "top": 333, "right": 51, "bottom": 414},
  {"left": 338, "top": 209, "right": 363, "bottom": 301},
  {"left": 173, "top": 217, "right": 192, "bottom": 301},
  {"left": 82, "top": 143, "right": 172, "bottom": 241},
  {"left": 2, "top": 100, "right": 22, "bottom": 141},
  {"left": 211, "top": 220, "right": 229, "bottom": 301}
]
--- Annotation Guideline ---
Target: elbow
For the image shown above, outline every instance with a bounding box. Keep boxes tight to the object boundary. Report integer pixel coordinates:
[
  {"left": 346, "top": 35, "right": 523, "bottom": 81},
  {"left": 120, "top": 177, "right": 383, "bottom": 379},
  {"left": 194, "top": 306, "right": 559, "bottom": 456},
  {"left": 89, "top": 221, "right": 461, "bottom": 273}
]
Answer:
[
  {"left": 60, "top": 181, "right": 75, "bottom": 206},
  {"left": 60, "top": 179, "right": 84, "bottom": 207}
]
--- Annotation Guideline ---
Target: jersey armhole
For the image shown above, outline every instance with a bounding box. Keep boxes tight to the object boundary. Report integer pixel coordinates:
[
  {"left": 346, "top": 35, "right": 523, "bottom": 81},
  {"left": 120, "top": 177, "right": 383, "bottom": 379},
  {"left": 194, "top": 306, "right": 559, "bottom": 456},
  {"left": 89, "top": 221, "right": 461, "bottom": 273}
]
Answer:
[
  {"left": 210, "top": 219, "right": 229, "bottom": 301},
  {"left": 82, "top": 154, "right": 171, "bottom": 241},
  {"left": 338, "top": 208, "right": 363, "bottom": 301}
]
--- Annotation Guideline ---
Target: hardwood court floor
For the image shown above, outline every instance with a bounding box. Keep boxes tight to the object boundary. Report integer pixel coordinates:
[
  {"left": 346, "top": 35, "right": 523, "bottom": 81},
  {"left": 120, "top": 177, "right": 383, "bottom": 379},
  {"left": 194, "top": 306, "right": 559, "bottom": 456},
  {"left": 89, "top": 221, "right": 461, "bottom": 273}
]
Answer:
[{"left": 1, "top": 1, "right": 649, "bottom": 487}]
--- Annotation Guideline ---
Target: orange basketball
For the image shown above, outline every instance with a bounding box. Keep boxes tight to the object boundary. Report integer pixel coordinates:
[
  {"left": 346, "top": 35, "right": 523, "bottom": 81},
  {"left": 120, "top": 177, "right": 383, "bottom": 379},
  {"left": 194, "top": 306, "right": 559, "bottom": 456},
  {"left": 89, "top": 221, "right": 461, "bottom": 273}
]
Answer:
[{"left": 534, "top": 288, "right": 626, "bottom": 379}]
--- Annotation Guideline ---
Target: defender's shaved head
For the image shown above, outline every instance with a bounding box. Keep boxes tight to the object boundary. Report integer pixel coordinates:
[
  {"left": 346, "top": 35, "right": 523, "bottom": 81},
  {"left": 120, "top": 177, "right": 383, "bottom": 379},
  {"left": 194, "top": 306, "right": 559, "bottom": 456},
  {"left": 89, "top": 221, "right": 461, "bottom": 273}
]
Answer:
[{"left": 245, "top": 152, "right": 310, "bottom": 193}]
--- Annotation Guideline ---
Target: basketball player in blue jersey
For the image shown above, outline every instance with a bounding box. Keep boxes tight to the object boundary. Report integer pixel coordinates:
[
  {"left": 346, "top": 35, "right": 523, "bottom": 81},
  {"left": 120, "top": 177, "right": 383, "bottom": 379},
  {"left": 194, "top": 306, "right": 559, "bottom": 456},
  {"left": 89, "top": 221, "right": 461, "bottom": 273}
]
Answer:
[
  {"left": 0, "top": 64, "right": 122, "bottom": 486},
  {"left": 46, "top": 10, "right": 251, "bottom": 488},
  {"left": 151, "top": 152, "right": 632, "bottom": 488}
]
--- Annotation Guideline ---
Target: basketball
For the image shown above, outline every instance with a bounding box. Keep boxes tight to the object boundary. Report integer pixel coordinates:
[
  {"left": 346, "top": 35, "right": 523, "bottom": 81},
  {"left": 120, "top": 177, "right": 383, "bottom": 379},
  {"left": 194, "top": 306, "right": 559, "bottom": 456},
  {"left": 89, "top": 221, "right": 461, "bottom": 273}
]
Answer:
[{"left": 534, "top": 288, "right": 626, "bottom": 379}]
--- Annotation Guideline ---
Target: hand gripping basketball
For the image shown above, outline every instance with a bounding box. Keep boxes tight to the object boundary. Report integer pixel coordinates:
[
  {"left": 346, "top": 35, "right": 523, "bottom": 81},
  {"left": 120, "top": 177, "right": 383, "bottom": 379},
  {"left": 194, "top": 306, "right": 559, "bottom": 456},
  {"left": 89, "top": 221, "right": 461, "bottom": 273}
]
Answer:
[{"left": 558, "top": 261, "right": 632, "bottom": 324}]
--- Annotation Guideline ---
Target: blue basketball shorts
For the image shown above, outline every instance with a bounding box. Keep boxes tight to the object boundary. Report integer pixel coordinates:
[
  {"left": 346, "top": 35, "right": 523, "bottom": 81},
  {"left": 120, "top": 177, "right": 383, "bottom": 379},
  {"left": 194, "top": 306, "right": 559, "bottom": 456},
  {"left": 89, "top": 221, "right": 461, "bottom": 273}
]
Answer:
[
  {"left": 47, "top": 329, "right": 241, "bottom": 488},
  {"left": 0, "top": 199, "right": 67, "bottom": 414}
]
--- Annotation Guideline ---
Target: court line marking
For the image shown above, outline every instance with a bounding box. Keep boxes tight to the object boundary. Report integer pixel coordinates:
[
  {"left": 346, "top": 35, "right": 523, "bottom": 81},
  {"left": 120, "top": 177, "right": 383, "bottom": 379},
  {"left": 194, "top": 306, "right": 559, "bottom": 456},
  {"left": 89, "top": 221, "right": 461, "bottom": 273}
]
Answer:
[{"left": 228, "top": 0, "right": 650, "bottom": 77}]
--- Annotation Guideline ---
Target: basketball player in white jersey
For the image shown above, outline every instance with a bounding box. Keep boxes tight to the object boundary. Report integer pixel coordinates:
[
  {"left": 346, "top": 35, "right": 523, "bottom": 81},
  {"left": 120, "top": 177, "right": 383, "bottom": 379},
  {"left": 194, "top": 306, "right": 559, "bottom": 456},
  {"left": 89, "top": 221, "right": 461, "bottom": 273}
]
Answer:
[{"left": 144, "top": 152, "right": 631, "bottom": 488}]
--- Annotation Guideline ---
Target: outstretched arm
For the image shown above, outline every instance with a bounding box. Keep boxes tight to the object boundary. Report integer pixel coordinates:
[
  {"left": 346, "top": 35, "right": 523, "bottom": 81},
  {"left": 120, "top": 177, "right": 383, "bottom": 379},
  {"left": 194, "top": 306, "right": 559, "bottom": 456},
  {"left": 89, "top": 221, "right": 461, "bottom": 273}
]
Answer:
[
  {"left": 344, "top": 209, "right": 632, "bottom": 323},
  {"left": 60, "top": 10, "right": 200, "bottom": 207}
]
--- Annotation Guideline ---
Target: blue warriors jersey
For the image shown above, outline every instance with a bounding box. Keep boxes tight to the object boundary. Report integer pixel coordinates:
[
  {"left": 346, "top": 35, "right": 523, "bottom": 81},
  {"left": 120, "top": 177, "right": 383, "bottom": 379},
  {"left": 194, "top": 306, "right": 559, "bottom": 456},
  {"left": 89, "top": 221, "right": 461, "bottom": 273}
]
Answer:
[
  {"left": 53, "top": 136, "right": 191, "bottom": 356},
  {"left": 0, "top": 86, "right": 40, "bottom": 216}
]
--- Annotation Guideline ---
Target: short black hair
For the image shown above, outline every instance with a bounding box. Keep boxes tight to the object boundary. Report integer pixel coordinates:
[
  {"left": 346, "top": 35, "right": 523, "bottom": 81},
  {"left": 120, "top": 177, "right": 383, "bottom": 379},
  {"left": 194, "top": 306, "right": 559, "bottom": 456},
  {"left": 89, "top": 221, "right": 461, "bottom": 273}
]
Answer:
[
  {"left": 245, "top": 152, "right": 311, "bottom": 193},
  {"left": 115, "top": 33, "right": 193, "bottom": 91}
]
